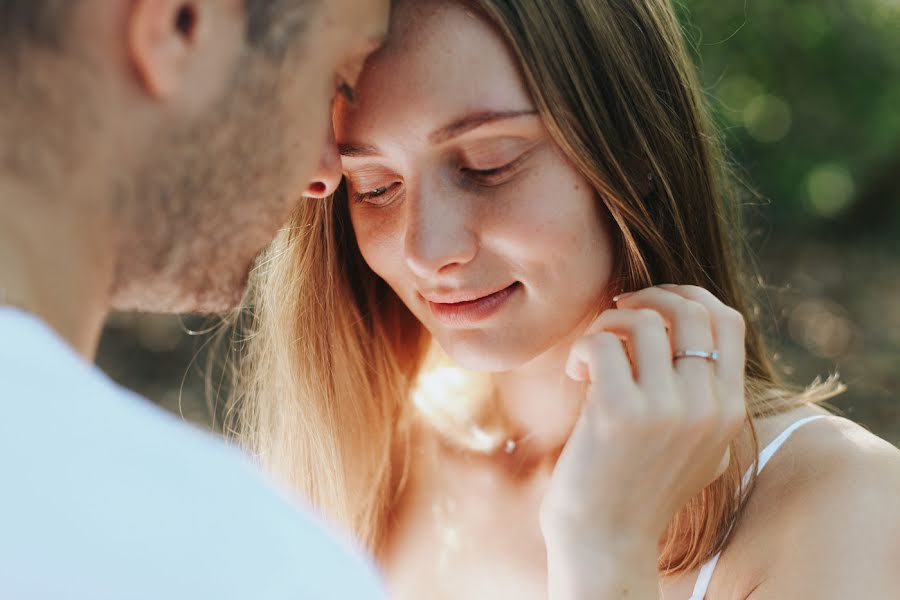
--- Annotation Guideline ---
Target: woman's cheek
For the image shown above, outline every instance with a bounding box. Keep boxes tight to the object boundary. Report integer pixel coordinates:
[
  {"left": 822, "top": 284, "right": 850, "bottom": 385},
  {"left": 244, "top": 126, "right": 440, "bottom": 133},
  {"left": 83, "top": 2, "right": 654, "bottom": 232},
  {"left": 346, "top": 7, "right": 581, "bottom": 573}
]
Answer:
[{"left": 350, "top": 207, "right": 405, "bottom": 280}]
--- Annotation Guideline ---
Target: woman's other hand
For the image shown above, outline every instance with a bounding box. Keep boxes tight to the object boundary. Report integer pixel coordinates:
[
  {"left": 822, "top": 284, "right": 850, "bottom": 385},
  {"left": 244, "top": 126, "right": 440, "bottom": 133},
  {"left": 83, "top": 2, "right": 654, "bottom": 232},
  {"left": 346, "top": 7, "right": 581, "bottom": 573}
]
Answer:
[{"left": 541, "top": 285, "right": 747, "bottom": 599}]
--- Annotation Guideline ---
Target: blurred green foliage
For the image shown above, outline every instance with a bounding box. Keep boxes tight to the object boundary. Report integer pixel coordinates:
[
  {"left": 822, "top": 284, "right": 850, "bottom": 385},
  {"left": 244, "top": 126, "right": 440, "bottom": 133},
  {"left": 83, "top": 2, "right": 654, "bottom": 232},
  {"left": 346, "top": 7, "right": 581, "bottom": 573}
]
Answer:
[
  {"left": 665, "top": 0, "right": 900, "bottom": 440},
  {"left": 677, "top": 0, "right": 900, "bottom": 235}
]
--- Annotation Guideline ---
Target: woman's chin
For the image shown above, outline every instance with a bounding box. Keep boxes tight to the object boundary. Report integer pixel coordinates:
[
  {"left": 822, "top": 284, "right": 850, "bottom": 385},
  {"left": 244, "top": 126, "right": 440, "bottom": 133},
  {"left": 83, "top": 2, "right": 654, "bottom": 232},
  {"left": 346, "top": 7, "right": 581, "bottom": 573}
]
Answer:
[{"left": 437, "top": 335, "right": 545, "bottom": 374}]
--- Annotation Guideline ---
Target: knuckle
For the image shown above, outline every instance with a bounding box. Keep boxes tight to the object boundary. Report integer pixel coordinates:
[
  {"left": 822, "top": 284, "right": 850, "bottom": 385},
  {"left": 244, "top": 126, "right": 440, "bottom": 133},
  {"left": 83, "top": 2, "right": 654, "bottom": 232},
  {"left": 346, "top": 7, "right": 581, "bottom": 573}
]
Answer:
[
  {"left": 725, "top": 308, "right": 747, "bottom": 333},
  {"left": 591, "top": 309, "right": 616, "bottom": 330},
  {"left": 680, "top": 300, "right": 710, "bottom": 324},
  {"left": 682, "top": 284, "right": 708, "bottom": 297},
  {"left": 619, "top": 287, "right": 654, "bottom": 303},
  {"left": 595, "top": 331, "right": 621, "bottom": 350},
  {"left": 587, "top": 332, "right": 621, "bottom": 358},
  {"left": 636, "top": 308, "right": 665, "bottom": 329}
]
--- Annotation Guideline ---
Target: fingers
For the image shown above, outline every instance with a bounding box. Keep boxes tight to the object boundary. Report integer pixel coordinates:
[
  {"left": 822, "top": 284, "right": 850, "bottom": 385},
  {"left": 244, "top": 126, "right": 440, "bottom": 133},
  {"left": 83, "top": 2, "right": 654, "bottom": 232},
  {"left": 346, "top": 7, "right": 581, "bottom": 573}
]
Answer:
[
  {"left": 579, "top": 308, "right": 673, "bottom": 397},
  {"left": 566, "top": 330, "right": 634, "bottom": 389},
  {"left": 560, "top": 285, "right": 747, "bottom": 517},
  {"left": 566, "top": 331, "right": 639, "bottom": 417},
  {"left": 655, "top": 284, "right": 746, "bottom": 390},
  {"left": 613, "top": 287, "right": 716, "bottom": 381},
  {"left": 655, "top": 285, "right": 747, "bottom": 437}
]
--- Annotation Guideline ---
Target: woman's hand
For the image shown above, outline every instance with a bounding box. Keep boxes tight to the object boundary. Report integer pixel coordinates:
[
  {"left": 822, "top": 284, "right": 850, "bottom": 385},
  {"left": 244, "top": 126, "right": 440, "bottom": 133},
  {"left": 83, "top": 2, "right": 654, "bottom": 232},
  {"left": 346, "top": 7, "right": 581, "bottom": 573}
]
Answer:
[{"left": 540, "top": 285, "right": 747, "bottom": 599}]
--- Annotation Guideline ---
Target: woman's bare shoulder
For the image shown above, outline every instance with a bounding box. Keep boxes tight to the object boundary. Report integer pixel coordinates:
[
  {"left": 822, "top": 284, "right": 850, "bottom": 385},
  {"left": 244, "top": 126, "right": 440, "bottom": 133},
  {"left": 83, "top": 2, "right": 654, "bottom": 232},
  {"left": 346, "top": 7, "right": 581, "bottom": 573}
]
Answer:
[
  {"left": 727, "top": 406, "right": 900, "bottom": 598},
  {"left": 754, "top": 406, "right": 900, "bottom": 487}
]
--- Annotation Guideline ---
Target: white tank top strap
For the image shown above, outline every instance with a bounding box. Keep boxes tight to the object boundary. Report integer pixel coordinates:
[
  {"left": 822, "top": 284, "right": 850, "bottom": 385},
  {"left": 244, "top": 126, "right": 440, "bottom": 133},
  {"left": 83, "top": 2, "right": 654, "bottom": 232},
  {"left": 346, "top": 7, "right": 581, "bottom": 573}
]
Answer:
[
  {"left": 739, "top": 414, "right": 830, "bottom": 491},
  {"left": 687, "top": 414, "right": 830, "bottom": 599},
  {"left": 688, "top": 553, "right": 722, "bottom": 600}
]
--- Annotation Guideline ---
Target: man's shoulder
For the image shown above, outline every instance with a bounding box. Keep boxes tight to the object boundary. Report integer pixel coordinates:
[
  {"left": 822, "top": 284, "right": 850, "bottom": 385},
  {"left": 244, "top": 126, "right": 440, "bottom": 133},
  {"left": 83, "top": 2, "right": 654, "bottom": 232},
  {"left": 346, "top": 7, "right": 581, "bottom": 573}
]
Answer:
[{"left": 0, "top": 311, "right": 385, "bottom": 599}]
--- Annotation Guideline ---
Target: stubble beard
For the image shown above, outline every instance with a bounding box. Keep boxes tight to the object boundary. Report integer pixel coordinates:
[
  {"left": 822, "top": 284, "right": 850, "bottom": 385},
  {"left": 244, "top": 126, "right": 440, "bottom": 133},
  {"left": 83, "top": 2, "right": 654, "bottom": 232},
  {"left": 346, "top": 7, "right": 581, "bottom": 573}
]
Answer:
[{"left": 110, "top": 58, "right": 298, "bottom": 315}]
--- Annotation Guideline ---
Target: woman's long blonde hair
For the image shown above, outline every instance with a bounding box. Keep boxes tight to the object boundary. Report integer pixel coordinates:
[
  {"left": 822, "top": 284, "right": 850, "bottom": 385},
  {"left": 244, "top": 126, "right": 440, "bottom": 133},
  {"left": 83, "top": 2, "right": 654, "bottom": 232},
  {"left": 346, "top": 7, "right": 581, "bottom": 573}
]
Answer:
[{"left": 223, "top": 0, "right": 843, "bottom": 574}]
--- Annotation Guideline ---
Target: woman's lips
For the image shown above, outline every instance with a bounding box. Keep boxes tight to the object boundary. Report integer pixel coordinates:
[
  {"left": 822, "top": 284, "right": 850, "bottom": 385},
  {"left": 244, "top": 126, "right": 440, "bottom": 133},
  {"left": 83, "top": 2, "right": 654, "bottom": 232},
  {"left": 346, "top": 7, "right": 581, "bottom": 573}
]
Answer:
[{"left": 426, "top": 282, "right": 521, "bottom": 327}]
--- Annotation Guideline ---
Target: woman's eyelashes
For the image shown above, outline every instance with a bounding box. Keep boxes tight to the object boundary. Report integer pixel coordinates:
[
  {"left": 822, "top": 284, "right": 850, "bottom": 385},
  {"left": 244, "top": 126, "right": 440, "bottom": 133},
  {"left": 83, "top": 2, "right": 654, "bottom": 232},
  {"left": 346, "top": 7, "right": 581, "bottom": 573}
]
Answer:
[
  {"left": 460, "top": 155, "right": 526, "bottom": 185},
  {"left": 348, "top": 142, "right": 536, "bottom": 206},
  {"left": 350, "top": 161, "right": 520, "bottom": 206},
  {"left": 458, "top": 138, "right": 536, "bottom": 187},
  {"left": 353, "top": 182, "right": 401, "bottom": 205}
]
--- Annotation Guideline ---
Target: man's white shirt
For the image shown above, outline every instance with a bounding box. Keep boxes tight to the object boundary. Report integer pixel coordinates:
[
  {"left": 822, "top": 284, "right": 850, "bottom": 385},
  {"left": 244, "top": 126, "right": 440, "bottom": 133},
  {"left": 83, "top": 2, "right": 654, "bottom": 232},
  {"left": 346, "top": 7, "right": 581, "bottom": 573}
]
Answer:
[{"left": 0, "top": 308, "right": 384, "bottom": 600}]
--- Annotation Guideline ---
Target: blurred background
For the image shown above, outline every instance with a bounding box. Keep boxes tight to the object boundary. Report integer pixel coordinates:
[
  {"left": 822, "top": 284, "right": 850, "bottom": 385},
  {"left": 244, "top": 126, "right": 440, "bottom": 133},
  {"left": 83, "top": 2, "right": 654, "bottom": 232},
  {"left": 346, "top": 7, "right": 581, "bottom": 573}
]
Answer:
[{"left": 96, "top": 0, "right": 900, "bottom": 444}]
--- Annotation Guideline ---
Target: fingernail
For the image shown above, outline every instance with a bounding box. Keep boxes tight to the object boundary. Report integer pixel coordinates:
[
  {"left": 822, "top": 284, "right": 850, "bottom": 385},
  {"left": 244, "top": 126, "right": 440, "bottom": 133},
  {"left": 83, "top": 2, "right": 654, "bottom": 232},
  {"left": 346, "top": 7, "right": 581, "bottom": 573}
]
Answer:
[{"left": 613, "top": 291, "right": 634, "bottom": 304}]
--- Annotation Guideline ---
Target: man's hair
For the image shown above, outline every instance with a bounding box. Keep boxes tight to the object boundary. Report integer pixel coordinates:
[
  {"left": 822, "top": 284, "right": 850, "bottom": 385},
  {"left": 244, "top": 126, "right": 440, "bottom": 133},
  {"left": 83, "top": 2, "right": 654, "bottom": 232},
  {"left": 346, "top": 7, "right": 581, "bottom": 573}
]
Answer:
[
  {"left": 244, "top": 0, "right": 314, "bottom": 60},
  {"left": 0, "top": 0, "right": 74, "bottom": 53},
  {"left": 0, "top": 0, "right": 312, "bottom": 57}
]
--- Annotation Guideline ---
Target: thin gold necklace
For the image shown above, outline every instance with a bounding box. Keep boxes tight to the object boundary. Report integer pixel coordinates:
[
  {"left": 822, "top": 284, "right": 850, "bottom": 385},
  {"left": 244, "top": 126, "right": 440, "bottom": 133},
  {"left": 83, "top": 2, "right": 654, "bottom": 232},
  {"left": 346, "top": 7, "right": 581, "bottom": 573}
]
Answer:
[{"left": 502, "top": 432, "right": 534, "bottom": 454}]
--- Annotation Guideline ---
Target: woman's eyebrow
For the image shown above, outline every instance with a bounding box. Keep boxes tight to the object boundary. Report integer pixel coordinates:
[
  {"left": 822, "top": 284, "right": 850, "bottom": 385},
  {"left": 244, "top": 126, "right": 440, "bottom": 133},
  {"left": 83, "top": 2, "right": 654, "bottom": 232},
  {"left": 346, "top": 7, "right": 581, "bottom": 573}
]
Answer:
[
  {"left": 338, "top": 110, "right": 539, "bottom": 158},
  {"left": 338, "top": 143, "right": 381, "bottom": 158},
  {"left": 428, "top": 110, "right": 539, "bottom": 144}
]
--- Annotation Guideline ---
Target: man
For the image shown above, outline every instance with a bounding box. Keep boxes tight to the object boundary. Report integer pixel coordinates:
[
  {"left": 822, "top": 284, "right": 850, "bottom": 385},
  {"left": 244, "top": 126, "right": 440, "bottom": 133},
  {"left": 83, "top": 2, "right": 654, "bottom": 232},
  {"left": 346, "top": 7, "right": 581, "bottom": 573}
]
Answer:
[{"left": 0, "top": 1, "right": 388, "bottom": 598}]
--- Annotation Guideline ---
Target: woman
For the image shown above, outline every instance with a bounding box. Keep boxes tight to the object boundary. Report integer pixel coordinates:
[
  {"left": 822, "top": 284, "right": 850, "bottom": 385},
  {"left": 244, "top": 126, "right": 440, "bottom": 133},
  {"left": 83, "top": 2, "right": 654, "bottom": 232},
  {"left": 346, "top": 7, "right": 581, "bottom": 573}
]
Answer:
[{"left": 227, "top": 0, "right": 900, "bottom": 597}]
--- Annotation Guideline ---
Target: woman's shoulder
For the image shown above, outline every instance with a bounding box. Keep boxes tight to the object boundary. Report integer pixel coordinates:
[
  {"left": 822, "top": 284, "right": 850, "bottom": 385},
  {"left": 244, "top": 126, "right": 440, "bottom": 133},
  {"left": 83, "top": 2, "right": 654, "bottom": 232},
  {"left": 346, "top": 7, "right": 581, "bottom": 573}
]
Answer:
[
  {"left": 747, "top": 405, "right": 900, "bottom": 525},
  {"left": 720, "top": 406, "right": 900, "bottom": 598},
  {"left": 752, "top": 405, "right": 900, "bottom": 491}
]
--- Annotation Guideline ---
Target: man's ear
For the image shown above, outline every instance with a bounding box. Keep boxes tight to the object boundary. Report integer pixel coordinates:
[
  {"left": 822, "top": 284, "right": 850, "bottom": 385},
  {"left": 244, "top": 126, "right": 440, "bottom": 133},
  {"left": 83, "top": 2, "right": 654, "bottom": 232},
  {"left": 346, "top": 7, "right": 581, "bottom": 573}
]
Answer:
[{"left": 128, "top": 0, "right": 202, "bottom": 98}]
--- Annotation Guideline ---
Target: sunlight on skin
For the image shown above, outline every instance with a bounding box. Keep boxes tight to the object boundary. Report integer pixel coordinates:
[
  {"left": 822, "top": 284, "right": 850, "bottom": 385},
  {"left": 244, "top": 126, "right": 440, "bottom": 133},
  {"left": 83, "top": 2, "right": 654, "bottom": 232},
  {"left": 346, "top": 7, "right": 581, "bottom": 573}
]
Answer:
[{"left": 412, "top": 364, "right": 501, "bottom": 453}]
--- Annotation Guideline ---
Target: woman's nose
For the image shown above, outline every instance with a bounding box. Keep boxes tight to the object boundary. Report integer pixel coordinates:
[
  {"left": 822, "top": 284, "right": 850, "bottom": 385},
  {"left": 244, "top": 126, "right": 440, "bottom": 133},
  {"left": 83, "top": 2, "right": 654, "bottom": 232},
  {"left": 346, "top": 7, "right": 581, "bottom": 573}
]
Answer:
[
  {"left": 404, "top": 186, "right": 478, "bottom": 277},
  {"left": 304, "top": 126, "right": 343, "bottom": 199}
]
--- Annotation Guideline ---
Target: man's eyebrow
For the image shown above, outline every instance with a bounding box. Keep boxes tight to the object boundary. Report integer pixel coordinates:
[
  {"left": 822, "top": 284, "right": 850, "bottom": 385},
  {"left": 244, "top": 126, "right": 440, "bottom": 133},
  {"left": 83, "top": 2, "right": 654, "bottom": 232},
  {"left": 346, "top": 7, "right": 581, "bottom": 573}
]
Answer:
[{"left": 428, "top": 110, "right": 539, "bottom": 144}]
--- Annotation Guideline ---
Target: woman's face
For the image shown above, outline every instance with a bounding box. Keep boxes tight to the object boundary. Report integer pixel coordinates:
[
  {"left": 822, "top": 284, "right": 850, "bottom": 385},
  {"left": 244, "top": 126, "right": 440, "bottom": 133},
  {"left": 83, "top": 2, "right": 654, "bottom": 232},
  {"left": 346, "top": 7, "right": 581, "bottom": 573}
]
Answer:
[{"left": 335, "top": 0, "right": 614, "bottom": 372}]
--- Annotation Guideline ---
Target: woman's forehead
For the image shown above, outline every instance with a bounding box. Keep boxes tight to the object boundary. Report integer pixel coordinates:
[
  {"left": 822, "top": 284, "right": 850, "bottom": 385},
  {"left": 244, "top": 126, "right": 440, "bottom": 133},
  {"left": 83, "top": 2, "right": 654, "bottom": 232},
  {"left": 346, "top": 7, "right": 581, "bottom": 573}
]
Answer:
[{"left": 336, "top": 0, "right": 533, "bottom": 144}]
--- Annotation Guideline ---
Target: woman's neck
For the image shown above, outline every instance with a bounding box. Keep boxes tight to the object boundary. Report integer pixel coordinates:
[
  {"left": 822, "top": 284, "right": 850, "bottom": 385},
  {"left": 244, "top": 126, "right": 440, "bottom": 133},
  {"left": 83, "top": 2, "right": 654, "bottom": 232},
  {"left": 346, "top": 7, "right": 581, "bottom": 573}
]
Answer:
[{"left": 491, "top": 335, "right": 588, "bottom": 464}]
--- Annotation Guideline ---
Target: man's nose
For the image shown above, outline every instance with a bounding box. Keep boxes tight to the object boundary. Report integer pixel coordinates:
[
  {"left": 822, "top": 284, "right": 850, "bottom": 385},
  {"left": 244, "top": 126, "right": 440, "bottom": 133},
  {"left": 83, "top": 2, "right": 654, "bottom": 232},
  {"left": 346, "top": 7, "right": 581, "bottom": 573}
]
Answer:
[{"left": 304, "top": 125, "right": 343, "bottom": 199}]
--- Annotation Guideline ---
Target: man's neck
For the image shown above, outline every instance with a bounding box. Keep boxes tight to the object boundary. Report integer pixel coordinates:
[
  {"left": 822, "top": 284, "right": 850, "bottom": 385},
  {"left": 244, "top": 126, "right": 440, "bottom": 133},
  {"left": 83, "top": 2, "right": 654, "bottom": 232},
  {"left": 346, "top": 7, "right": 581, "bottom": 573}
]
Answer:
[{"left": 0, "top": 176, "right": 116, "bottom": 360}]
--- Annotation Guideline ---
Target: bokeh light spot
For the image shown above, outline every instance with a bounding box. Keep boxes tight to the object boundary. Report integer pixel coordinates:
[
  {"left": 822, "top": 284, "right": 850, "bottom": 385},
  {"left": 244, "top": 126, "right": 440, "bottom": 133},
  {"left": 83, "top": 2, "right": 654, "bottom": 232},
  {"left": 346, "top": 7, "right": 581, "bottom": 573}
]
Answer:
[
  {"left": 789, "top": 300, "right": 858, "bottom": 359},
  {"left": 717, "top": 75, "right": 764, "bottom": 123},
  {"left": 743, "top": 94, "right": 793, "bottom": 142},
  {"left": 806, "top": 163, "right": 856, "bottom": 217}
]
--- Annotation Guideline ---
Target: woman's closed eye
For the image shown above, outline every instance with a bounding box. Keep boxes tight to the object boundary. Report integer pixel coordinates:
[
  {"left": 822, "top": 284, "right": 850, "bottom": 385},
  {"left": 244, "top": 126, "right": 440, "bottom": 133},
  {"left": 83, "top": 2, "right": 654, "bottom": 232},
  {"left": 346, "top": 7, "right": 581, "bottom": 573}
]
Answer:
[
  {"left": 352, "top": 181, "right": 401, "bottom": 205},
  {"left": 351, "top": 160, "right": 522, "bottom": 205},
  {"left": 349, "top": 158, "right": 526, "bottom": 205},
  {"left": 346, "top": 138, "right": 539, "bottom": 205},
  {"left": 460, "top": 158, "right": 523, "bottom": 185},
  {"left": 458, "top": 138, "right": 537, "bottom": 186},
  {"left": 345, "top": 165, "right": 403, "bottom": 206}
]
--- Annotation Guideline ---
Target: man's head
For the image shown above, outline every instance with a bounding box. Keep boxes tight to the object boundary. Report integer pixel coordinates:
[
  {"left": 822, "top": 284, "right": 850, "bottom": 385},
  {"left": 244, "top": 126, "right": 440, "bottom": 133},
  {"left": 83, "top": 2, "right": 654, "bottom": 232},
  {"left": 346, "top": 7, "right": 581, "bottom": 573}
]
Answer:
[{"left": 0, "top": 0, "right": 389, "bottom": 314}]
